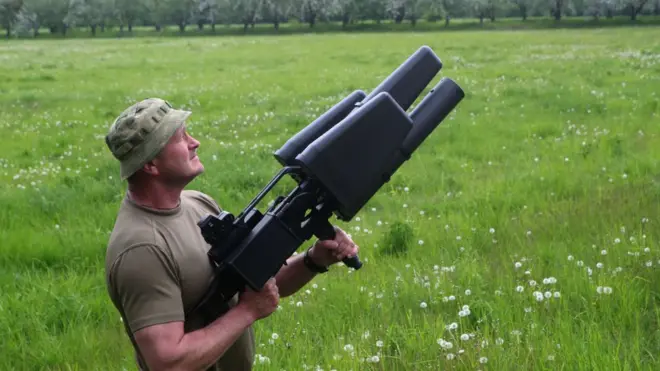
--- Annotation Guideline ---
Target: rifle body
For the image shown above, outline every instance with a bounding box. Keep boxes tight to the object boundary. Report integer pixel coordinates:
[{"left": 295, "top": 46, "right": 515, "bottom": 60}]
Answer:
[{"left": 188, "top": 45, "right": 466, "bottom": 325}]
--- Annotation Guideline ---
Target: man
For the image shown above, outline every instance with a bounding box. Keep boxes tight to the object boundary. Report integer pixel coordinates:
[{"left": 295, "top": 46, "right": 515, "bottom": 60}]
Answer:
[{"left": 104, "top": 98, "right": 359, "bottom": 371}]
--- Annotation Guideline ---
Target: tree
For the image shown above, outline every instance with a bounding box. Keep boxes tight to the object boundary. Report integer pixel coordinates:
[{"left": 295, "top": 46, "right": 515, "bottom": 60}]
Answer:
[
  {"left": 143, "top": 0, "right": 169, "bottom": 31},
  {"left": 19, "top": 0, "right": 81, "bottom": 35},
  {"left": 1, "top": 0, "right": 24, "bottom": 37},
  {"left": 115, "top": 0, "right": 141, "bottom": 33},
  {"left": 263, "top": 0, "right": 294, "bottom": 30},
  {"left": 622, "top": 0, "right": 649, "bottom": 19},
  {"left": 231, "top": 0, "right": 262, "bottom": 31}
]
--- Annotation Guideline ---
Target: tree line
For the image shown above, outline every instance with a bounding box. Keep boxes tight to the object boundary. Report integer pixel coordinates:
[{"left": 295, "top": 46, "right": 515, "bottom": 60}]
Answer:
[{"left": 1, "top": 0, "right": 658, "bottom": 38}]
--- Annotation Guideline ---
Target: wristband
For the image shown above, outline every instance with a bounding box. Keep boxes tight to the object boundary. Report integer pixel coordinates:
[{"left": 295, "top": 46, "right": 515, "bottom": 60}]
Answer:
[{"left": 303, "top": 246, "right": 329, "bottom": 273}]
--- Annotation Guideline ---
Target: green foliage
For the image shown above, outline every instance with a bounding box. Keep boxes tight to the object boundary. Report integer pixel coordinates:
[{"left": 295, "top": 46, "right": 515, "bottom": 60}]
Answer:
[{"left": 378, "top": 221, "right": 415, "bottom": 257}]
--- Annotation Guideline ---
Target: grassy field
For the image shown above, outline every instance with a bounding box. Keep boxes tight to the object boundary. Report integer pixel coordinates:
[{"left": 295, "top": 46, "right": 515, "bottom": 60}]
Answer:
[{"left": 1, "top": 26, "right": 660, "bottom": 370}]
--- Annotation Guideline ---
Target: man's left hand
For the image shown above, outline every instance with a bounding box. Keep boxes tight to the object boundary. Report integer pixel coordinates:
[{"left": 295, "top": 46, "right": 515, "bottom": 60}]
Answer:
[{"left": 307, "top": 227, "right": 359, "bottom": 268}]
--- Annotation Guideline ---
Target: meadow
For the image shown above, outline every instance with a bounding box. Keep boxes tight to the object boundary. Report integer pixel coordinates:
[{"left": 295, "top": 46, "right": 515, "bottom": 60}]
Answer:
[{"left": 1, "top": 26, "right": 660, "bottom": 370}]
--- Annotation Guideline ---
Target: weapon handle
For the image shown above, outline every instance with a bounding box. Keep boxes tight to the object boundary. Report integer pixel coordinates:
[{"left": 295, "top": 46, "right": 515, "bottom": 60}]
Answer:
[{"left": 315, "top": 220, "right": 363, "bottom": 270}]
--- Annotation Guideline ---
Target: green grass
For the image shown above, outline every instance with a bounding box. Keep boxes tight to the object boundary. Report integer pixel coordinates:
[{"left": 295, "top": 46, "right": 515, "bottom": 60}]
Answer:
[{"left": 1, "top": 26, "right": 660, "bottom": 370}]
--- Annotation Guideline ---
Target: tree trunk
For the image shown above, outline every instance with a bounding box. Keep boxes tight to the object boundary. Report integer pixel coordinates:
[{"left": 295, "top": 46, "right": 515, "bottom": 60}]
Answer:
[
  {"left": 631, "top": 2, "right": 647, "bottom": 20},
  {"left": 554, "top": 0, "right": 562, "bottom": 20},
  {"left": 91, "top": 24, "right": 97, "bottom": 36}
]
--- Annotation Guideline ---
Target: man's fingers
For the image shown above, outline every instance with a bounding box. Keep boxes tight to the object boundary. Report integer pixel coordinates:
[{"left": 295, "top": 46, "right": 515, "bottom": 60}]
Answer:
[
  {"left": 333, "top": 241, "right": 358, "bottom": 260},
  {"left": 346, "top": 244, "right": 359, "bottom": 259},
  {"left": 336, "top": 228, "right": 350, "bottom": 242},
  {"left": 318, "top": 239, "right": 339, "bottom": 250},
  {"left": 316, "top": 229, "right": 361, "bottom": 262}
]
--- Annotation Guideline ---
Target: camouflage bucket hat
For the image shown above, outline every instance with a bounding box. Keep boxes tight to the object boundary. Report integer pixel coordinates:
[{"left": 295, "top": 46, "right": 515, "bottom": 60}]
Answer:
[{"left": 105, "top": 98, "right": 191, "bottom": 180}]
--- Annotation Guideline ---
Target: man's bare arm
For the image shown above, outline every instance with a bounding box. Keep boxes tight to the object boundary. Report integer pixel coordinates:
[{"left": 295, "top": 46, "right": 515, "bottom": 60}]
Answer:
[
  {"left": 133, "top": 278, "right": 279, "bottom": 371},
  {"left": 276, "top": 231, "right": 359, "bottom": 297},
  {"left": 275, "top": 252, "right": 317, "bottom": 298}
]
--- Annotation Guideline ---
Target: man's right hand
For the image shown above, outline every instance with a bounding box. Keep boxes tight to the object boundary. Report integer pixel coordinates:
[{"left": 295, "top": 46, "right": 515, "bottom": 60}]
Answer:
[
  {"left": 238, "top": 277, "right": 280, "bottom": 321},
  {"left": 133, "top": 278, "right": 280, "bottom": 371}
]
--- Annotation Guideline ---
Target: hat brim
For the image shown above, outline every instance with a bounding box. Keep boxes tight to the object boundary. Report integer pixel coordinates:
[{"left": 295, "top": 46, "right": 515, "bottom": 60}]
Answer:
[{"left": 119, "top": 109, "right": 192, "bottom": 180}]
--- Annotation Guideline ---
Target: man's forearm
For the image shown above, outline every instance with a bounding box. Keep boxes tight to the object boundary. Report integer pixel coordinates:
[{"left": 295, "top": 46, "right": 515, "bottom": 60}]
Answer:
[
  {"left": 169, "top": 307, "right": 255, "bottom": 371},
  {"left": 275, "top": 252, "right": 317, "bottom": 297}
]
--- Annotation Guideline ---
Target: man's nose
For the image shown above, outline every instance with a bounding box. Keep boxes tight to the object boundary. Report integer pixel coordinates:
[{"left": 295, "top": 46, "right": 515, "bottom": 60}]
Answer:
[{"left": 189, "top": 137, "right": 200, "bottom": 149}]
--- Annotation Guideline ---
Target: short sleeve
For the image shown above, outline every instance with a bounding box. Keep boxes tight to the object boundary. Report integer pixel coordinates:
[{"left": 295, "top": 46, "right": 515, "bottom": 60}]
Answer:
[
  {"left": 184, "top": 190, "right": 222, "bottom": 214},
  {"left": 108, "top": 244, "right": 185, "bottom": 333}
]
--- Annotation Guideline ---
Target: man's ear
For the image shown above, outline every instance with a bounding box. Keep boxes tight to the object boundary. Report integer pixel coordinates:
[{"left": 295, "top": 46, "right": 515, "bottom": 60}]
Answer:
[{"left": 142, "top": 160, "right": 159, "bottom": 176}]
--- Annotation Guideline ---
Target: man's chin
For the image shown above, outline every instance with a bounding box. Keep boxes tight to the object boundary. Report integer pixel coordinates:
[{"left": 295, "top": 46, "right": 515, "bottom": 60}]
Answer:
[{"left": 176, "top": 167, "right": 205, "bottom": 185}]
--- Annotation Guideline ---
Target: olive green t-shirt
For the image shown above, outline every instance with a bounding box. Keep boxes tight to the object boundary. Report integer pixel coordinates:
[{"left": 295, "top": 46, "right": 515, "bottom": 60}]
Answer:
[{"left": 105, "top": 190, "right": 255, "bottom": 371}]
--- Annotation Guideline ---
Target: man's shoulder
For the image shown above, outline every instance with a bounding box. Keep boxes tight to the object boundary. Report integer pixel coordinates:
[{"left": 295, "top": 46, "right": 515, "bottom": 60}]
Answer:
[
  {"left": 182, "top": 189, "right": 222, "bottom": 213},
  {"left": 105, "top": 200, "right": 167, "bottom": 264}
]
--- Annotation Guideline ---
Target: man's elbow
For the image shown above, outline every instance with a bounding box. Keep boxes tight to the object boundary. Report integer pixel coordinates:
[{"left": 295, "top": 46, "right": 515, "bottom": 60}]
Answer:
[
  {"left": 144, "top": 346, "right": 189, "bottom": 371},
  {"left": 142, "top": 336, "right": 219, "bottom": 371},
  {"left": 134, "top": 323, "right": 197, "bottom": 371}
]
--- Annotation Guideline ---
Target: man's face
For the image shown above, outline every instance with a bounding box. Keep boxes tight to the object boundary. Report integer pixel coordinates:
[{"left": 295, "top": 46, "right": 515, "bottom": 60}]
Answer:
[{"left": 152, "top": 124, "right": 204, "bottom": 185}]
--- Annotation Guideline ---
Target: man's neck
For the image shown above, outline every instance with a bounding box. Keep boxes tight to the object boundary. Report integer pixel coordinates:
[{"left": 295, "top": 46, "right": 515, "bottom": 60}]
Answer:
[{"left": 127, "top": 181, "right": 183, "bottom": 210}]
